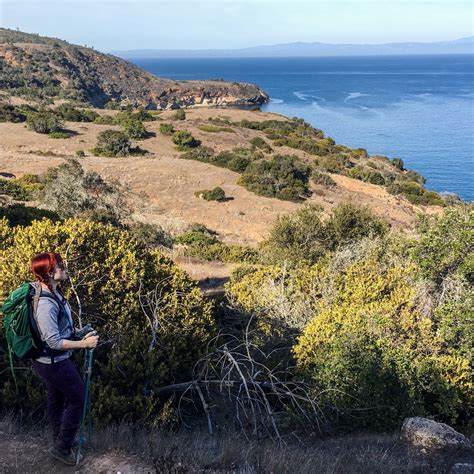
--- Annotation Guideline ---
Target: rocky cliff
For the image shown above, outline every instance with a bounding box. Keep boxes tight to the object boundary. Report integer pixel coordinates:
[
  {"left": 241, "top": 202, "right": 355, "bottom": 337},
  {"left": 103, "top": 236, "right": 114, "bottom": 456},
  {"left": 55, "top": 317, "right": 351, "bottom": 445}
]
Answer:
[{"left": 0, "top": 28, "right": 269, "bottom": 109}]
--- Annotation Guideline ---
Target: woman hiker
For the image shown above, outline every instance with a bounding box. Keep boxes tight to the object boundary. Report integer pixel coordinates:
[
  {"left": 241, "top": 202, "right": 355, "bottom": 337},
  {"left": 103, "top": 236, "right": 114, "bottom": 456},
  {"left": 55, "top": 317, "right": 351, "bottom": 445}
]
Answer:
[{"left": 30, "top": 252, "right": 99, "bottom": 466}]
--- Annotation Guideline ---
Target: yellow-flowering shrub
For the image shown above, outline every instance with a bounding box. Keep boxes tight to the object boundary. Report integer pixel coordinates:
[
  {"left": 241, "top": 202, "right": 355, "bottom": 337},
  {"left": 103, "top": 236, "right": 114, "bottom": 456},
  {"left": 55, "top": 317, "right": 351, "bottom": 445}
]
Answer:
[
  {"left": 293, "top": 258, "right": 473, "bottom": 429},
  {"left": 0, "top": 218, "right": 216, "bottom": 424}
]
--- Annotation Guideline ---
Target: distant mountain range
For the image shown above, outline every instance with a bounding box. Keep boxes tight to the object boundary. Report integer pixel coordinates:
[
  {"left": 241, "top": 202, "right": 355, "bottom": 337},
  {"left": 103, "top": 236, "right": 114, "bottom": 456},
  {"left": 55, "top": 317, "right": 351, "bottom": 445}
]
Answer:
[{"left": 113, "top": 37, "right": 474, "bottom": 59}]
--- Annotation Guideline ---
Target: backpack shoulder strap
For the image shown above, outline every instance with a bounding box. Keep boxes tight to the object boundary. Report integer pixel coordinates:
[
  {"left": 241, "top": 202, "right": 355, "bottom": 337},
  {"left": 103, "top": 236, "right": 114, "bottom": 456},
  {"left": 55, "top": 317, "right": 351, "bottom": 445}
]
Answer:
[{"left": 30, "top": 282, "right": 42, "bottom": 318}]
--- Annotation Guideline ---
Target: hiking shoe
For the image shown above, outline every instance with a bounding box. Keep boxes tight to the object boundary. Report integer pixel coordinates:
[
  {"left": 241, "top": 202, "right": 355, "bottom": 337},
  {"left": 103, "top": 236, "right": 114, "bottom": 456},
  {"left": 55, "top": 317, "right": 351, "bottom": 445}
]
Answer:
[{"left": 48, "top": 446, "right": 84, "bottom": 466}]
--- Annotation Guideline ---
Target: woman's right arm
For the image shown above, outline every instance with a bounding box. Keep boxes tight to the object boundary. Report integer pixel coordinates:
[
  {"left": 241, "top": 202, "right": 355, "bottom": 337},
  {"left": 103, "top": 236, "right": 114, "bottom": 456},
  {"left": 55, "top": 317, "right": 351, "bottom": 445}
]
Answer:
[{"left": 62, "top": 336, "right": 99, "bottom": 350}]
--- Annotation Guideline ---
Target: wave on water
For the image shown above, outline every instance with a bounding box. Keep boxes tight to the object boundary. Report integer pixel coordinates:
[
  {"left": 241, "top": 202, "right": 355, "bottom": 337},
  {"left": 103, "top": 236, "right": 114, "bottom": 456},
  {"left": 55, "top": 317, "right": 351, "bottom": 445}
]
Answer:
[
  {"left": 293, "top": 90, "right": 325, "bottom": 102},
  {"left": 270, "top": 98, "right": 284, "bottom": 104},
  {"left": 344, "top": 92, "right": 370, "bottom": 102}
]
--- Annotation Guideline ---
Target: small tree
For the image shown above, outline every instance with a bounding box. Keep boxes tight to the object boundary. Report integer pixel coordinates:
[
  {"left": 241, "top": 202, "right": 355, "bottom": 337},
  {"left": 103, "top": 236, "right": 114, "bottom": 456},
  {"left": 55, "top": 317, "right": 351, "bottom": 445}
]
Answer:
[
  {"left": 159, "top": 123, "right": 175, "bottom": 135},
  {"left": 26, "top": 111, "right": 63, "bottom": 134},
  {"left": 39, "top": 158, "right": 131, "bottom": 223},
  {"left": 93, "top": 130, "right": 131, "bottom": 157},
  {"left": 172, "top": 130, "right": 200, "bottom": 150},
  {"left": 173, "top": 109, "right": 186, "bottom": 120},
  {"left": 123, "top": 119, "right": 148, "bottom": 140}
]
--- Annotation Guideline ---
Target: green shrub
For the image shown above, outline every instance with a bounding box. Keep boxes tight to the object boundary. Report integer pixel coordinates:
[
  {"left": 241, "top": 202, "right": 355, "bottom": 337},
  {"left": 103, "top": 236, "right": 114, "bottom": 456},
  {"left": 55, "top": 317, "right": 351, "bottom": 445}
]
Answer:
[
  {"left": 175, "top": 225, "right": 258, "bottom": 263},
  {"left": 311, "top": 170, "right": 336, "bottom": 187},
  {"left": 410, "top": 206, "right": 473, "bottom": 283},
  {"left": 0, "top": 203, "right": 61, "bottom": 227},
  {"left": 0, "top": 104, "right": 27, "bottom": 123},
  {"left": 173, "top": 109, "right": 186, "bottom": 120},
  {"left": 126, "top": 222, "right": 173, "bottom": 248},
  {"left": 172, "top": 130, "right": 200, "bottom": 150},
  {"left": 94, "top": 115, "right": 115, "bottom": 125},
  {"left": 347, "top": 167, "right": 385, "bottom": 185},
  {"left": 260, "top": 203, "right": 388, "bottom": 266},
  {"left": 38, "top": 158, "right": 130, "bottom": 223},
  {"left": 0, "top": 179, "right": 29, "bottom": 200},
  {"left": 159, "top": 123, "right": 175, "bottom": 135},
  {"left": 55, "top": 103, "right": 99, "bottom": 122},
  {"left": 133, "top": 108, "right": 156, "bottom": 122},
  {"left": 388, "top": 181, "right": 444, "bottom": 206},
  {"left": 195, "top": 187, "right": 226, "bottom": 202},
  {"left": 198, "top": 124, "right": 234, "bottom": 133},
  {"left": 249, "top": 136, "right": 272, "bottom": 153},
  {"left": 123, "top": 119, "right": 148, "bottom": 140},
  {"left": 406, "top": 170, "right": 427, "bottom": 185},
  {"left": 48, "top": 131, "right": 69, "bottom": 139},
  {"left": 351, "top": 148, "right": 369, "bottom": 159},
  {"left": 202, "top": 148, "right": 262, "bottom": 173},
  {"left": 92, "top": 129, "right": 132, "bottom": 157},
  {"left": 0, "top": 218, "right": 216, "bottom": 424},
  {"left": 208, "top": 117, "right": 231, "bottom": 125},
  {"left": 392, "top": 158, "right": 404, "bottom": 170},
  {"left": 237, "top": 154, "right": 311, "bottom": 202},
  {"left": 316, "top": 154, "right": 352, "bottom": 173},
  {"left": 293, "top": 255, "right": 472, "bottom": 429},
  {"left": 180, "top": 146, "right": 215, "bottom": 162},
  {"left": 26, "top": 111, "right": 63, "bottom": 134}
]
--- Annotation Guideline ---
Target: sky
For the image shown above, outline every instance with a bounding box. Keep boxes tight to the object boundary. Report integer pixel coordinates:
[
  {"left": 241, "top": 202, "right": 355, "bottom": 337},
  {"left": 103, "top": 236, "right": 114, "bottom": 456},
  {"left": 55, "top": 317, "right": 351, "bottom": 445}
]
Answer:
[{"left": 1, "top": 0, "right": 472, "bottom": 52}]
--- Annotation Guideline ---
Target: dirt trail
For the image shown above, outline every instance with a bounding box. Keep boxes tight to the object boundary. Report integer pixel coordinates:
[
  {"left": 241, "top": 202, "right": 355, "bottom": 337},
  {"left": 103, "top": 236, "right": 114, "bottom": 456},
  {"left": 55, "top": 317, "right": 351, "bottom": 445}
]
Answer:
[{"left": 0, "top": 430, "right": 154, "bottom": 473}]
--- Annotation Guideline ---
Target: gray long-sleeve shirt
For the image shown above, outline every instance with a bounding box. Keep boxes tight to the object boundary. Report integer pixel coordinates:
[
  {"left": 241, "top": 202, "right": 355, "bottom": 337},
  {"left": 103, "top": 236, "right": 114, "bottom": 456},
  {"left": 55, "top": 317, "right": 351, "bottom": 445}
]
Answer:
[{"left": 33, "top": 287, "right": 74, "bottom": 364}]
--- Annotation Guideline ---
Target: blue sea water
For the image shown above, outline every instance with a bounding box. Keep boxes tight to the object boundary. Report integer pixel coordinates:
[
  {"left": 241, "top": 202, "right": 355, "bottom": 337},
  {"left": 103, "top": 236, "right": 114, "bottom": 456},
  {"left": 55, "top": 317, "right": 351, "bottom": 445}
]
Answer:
[{"left": 130, "top": 56, "right": 474, "bottom": 201}]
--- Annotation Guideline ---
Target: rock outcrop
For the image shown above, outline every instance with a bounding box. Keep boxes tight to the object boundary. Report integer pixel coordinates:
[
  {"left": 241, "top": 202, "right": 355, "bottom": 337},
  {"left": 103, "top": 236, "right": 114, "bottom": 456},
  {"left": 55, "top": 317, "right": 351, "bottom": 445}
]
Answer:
[
  {"left": 401, "top": 417, "right": 473, "bottom": 454},
  {"left": 0, "top": 28, "right": 269, "bottom": 109}
]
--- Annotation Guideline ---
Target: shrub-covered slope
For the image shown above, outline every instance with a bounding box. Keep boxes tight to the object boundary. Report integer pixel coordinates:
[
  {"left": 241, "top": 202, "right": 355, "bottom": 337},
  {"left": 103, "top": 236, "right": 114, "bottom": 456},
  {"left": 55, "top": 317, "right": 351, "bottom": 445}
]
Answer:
[{"left": 0, "top": 28, "right": 269, "bottom": 108}]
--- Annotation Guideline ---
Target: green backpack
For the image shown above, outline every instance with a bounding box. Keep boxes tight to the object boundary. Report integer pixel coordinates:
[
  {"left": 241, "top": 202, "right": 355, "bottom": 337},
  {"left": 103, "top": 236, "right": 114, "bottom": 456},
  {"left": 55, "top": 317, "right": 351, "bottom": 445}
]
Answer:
[{"left": 2, "top": 282, "right": 45, "bottom": 361}]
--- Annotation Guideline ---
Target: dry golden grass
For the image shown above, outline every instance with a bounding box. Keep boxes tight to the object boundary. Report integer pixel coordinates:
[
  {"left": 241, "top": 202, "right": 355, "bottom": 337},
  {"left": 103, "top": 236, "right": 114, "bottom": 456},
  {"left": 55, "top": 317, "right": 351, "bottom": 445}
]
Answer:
[{"left": 2, "top": 415, "right": 471, "bottom": 473}]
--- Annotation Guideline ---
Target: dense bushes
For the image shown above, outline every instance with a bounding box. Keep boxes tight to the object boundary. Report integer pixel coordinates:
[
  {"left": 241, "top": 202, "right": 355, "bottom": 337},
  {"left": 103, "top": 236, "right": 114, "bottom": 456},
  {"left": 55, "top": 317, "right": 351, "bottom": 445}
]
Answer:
[
  {"left": 249, "top": 136, "right": 272, "bottom": 153},
  {"left": 0, "top": 179, "right": 29, "bottom": 201},
  {"left": 0, "top": 104, "right": 27, "bottom": 123},
  {"left": 0, "top": 203, "right": 60, "bottom": 227},
  {"left": 55, "top": 103, "right": 98, "bottom": 122},
  {"left": 293, "top": 256, "right": 464, "bottom": 428},
  {"left": 410, "top": 205, "right": 473, "bottom": 283},
  {"left": 0, "top": 174, "right": 43, "bottom": 201},
  {"left": 311, "top": 170, "right": 336, "bottom": 187},
  {"left": 347, "top": 166, "right": 386, "bottom": 185},
  {"left": 388, "top": 181, "right": 444, "bottom": 206},
  {"left": 238, "top": 155, "right": 312, "bottom": 202},
  {"left": 259, "top": 203, "right": 388, "bottom": 266},
  {"left": 26, "top": 110, "right": 63, "bottom": 134},
  {"left": 175, "top": 224, "right": 259, "bottom": 264},
  {"left": 0, "top": 218, "right": 216, "bottom": 424},
  {"left": 226, "top": 205, "right": 473, "bottom": 430}
]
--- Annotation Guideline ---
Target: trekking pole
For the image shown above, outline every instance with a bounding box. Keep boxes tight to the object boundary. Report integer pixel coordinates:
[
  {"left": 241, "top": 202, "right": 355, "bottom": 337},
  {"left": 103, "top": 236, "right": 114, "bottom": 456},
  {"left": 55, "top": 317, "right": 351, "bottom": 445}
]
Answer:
[{"left": 76, "top": 348, "right": 94, "bottom": 465}]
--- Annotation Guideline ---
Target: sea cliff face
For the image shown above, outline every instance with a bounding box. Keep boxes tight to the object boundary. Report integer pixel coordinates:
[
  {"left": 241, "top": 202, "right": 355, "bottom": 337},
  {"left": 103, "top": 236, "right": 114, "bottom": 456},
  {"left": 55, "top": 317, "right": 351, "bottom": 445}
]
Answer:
[{"left": 0, "top": 28, "right": 269, "bottom": 109}]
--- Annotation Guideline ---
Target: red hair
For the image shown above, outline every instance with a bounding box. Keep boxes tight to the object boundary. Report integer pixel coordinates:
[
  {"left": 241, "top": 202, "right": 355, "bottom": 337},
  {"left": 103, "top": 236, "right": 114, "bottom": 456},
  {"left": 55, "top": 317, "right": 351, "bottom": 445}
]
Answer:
[{"left": 31, "top": 252, "right": 64, "bottom": 285}]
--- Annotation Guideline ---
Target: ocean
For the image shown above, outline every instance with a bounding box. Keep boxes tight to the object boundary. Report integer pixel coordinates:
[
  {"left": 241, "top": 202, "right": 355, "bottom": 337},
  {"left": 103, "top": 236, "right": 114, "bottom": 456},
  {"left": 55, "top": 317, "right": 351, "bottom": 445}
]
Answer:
[{"left": 130, "top": 55, "right": 474, "bottom": 201}]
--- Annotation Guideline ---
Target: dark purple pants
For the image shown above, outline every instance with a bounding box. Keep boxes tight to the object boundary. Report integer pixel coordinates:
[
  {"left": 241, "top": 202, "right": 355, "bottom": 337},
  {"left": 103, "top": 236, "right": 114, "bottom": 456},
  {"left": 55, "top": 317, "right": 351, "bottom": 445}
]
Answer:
[{"left": 32, "top": 358, "right": 85, "bottom": 452}]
